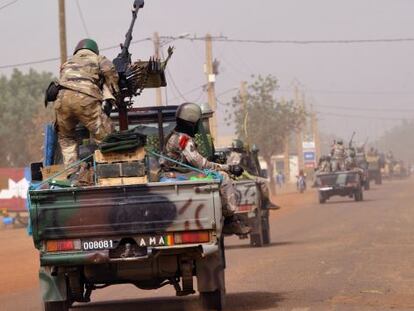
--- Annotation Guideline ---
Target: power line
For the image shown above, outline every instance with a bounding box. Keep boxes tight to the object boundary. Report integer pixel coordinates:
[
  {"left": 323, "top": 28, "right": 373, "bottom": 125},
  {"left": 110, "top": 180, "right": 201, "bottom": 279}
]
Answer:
[
  {"left": 76, "top": 0, "right": 90, "bottom": 37},
  {"left": 314, "top": 103, "right": 414, "bottom": 113},
  {"left": 316, "top": 111, "right": 413, "bottom": 121},
  {"left": 0, "top": 0, "right": 17, "bottom": 11},
  {"left": 170, "top": 35, "right": 414, "bottom": 45},
  {"left": 0, "top": 38, "right": 152, "bottom": 69}
]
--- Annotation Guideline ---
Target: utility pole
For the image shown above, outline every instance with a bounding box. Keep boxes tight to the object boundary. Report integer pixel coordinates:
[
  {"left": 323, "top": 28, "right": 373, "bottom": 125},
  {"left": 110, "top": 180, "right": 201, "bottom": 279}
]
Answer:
[
  {"left": 311, "top": 106, "right": 321, "bottom": 163},
  {"left": 281, "top": 97, "right": 290, "bottom": 182},
  {"left": 205, "top": 34, "right": 218, "bottom": 140},
  {"left": 58, "top": 0, "right": 67, "bottom": 65},
  {"left": 153, "top": 32, "right": 163, "bottom": 106},
  {"left": 294, "top": 85, "right": 304, "bottom": 171},
  {"left": 240, "top": 81, "right": 249, "bottom": 145}
]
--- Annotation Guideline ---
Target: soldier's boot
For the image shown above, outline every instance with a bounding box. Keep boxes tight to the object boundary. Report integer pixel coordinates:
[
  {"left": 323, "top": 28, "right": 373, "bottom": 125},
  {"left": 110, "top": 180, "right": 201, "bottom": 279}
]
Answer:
[
  {"left": 222, "top": 214, "right": 251, "bottom": 236},
  {"left": 265, "top": 199, "right": 281, "bottom": 210}
]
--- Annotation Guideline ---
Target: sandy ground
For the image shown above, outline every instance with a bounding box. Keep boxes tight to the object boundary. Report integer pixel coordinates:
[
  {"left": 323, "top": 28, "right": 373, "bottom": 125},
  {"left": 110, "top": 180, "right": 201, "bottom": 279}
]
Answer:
[{"left": 1, "top": 178, "right": 414, "bottom": 310}]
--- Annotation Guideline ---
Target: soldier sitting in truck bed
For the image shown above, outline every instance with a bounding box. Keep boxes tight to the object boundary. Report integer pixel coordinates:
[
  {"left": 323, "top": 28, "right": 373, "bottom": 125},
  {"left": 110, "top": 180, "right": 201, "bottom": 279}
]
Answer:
[
  {"left": 161, "top": 103, "right": 250, "bottom": 235},
  {"left": 227, "top": 139, "right": 279, "bottom": 210}
]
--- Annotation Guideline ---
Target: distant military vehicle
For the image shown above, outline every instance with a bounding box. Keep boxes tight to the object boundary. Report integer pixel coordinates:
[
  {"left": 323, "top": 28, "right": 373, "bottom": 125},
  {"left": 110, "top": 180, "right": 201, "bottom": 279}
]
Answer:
[
  {"left": 216, "top": 147, "right": 271, "bottom": 247},
  {"left": 315, "top": 170, "right": 364, "bottom": 204},
  {"left": 366, "top": 153, "right": 383, "bottom": 185}
]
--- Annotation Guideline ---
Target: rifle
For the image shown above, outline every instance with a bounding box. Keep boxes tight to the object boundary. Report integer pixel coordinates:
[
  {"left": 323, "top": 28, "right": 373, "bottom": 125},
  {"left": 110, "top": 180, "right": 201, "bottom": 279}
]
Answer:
[{"left": 348, "top": 131, "right": 356, "bottom": 148}]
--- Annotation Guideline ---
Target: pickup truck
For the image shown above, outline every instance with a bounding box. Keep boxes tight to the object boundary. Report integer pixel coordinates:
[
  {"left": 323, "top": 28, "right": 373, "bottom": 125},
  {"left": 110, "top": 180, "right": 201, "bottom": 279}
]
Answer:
[
  {"left": 315, "top": 170, "right": 364, "bottom": 204},
  {"left": 29, "top": 106, "right": 227, "bottom": 311},
  {"left": 215, "top": 147, "right": 271, "bottom": 247}
]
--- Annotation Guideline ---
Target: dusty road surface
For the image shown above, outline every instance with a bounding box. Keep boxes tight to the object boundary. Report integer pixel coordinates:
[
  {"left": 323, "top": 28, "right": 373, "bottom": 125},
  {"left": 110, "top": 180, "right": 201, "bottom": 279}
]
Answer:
[{"left": 1, "top": 178, "right": 414, "bottom": 310}]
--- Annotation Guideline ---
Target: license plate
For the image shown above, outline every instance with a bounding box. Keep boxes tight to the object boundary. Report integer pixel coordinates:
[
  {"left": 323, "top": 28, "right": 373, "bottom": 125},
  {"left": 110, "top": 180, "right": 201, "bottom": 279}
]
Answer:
[
  {"left": 320, "top": 187, "right": 333, "bottom": 191},
  {"left": 136, "top": 235, "right": 172, "bottom": 247},
  {"left": 82, "top": 239, "right": 115, "bottom": 251}
]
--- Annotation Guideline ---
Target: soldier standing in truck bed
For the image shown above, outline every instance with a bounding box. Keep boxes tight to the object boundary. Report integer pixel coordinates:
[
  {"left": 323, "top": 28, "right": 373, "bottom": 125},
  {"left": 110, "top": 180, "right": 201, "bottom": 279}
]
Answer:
[
  {"left": 55, "top": 39, "right": 119, "bottom": 177},
  {"left": 161, "top": 103, "right": 250, "bottom": 235}
]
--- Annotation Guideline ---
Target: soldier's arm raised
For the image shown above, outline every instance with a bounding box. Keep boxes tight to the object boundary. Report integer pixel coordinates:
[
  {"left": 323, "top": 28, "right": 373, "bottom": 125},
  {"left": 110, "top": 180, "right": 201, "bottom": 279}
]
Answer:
[{"left": 99, "top": 56, "right": 120, "bottom": 95}]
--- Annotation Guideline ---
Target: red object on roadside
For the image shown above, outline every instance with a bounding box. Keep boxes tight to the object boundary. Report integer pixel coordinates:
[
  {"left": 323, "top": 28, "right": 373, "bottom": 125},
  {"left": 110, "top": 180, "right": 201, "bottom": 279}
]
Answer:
[{"left": 0, "top": 168, "right": 29, "bottom": 213}]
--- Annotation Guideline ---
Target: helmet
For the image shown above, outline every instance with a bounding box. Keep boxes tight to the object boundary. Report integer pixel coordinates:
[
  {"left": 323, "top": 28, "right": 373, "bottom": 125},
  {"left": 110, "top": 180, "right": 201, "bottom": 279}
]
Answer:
[
  {"left": 231, "top": 139, "right": 244, "bottom": 151},
  {"left": 74, "top": 39, "right": 99, "bottom": 55},
  {"left": 251, "top": 144, "right": 259, "bottom": 153},
  {"left": 176, "top": 103, "right": 202, "bottom": 124}
]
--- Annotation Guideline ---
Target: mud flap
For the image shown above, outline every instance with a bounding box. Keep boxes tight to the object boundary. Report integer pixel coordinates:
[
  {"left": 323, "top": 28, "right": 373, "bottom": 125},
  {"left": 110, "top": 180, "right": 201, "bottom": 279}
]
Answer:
[
  {"left": 39, "top": 267, "right": 68, "bottom": 302},
  {"left": 196, "top": 245, "right": 225, "bottom": 292}
]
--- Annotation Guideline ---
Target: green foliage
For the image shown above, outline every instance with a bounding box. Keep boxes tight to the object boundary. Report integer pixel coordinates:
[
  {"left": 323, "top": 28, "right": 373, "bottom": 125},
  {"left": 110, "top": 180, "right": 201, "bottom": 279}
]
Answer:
[
  {"left": 0, "top": 68, "right": 54, "bottom": 166},
  {"left": 225, "top": 75, "right": 306, "bottom": 193},
  {"left": 226, "top": 75, "right": 306, "bottom": 160}
]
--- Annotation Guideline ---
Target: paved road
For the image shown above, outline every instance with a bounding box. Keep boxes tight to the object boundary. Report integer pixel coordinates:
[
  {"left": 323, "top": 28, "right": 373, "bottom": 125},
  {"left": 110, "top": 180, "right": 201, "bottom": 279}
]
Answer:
[{"left": 1, "top": 178, "right": 414, "bottom": 310}]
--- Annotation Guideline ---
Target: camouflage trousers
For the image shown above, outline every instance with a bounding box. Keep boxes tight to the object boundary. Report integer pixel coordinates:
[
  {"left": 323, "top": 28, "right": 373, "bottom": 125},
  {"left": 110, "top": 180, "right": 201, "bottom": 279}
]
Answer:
[
  {"left": 54, "top": 89, "right": 113, "bottom": 174},
  {"left": 220, "top": 172, "right": 238, "bottom": 217}
]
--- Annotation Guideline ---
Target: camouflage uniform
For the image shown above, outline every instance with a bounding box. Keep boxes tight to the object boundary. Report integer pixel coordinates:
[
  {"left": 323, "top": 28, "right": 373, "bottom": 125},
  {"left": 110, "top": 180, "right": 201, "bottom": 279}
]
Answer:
[
  {"left": 226, "top": 151, "right": 273, "bottom": 208},
  {"left": 56, "top": 49, "right": 119, "bottom": 172},
  {"left": 162, "top": 131, "right": 236, "bottom": 216},
  {"left": 331, "top": 143, "right": 346, "bottom": 171}
]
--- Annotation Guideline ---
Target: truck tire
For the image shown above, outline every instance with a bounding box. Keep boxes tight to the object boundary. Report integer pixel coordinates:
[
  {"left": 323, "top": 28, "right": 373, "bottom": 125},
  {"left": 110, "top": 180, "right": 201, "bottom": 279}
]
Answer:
[
  {"left": 200, "top": 289, "right": 225, "bottom": 311},
  {"left": 199, "top": 237, "right": 226, "bottom": 310},
  {"left": 319, "top": 192, "right": 326, "bottom": 204},
  {"left": 354, "top": 189, "right": 363, "bottom": 202},
  {"left": 250, "top": 209, "right": 264, "bottom": 247},
  {"left": 44, "top": 301, "right": 69, "bottom": 311},
  {"left": 261, "top": 212, "right": 271, "bottom": 245},
  {"left": 375, "top": 174, "right": 382, "bottom": 185},
  {"left": 364, "top": 180, "right": 370, "bottom": 190}
]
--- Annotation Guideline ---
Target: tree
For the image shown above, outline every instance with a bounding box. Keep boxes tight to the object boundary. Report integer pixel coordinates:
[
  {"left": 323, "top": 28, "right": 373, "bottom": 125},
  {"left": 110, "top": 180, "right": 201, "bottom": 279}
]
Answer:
[
  {"left": 0, "top": 69, "right": 55, "bottom": 167},
  {"left": 375, "top": 120, "right": 414, "bottom": 163},
  {"left": 225, "top": 75, "right": 306, "bottom": 194}
]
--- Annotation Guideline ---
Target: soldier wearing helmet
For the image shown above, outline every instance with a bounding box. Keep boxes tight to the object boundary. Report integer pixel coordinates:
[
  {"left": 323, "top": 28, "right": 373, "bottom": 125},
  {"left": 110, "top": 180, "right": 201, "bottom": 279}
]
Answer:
[
  {"left": 161, "top": 103, "right": 250, "bottom": 235},
  {"left": 55, "top": 39, "right": 119, "bottom": 177},
  {"left": 331, "top": 139, "right": 346, "bottom": 171}
]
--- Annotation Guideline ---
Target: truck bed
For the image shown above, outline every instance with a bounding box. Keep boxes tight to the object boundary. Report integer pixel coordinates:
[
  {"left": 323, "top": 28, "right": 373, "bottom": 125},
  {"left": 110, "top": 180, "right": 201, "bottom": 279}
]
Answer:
[{"left": 29, "top": 180, "right": 222, "bottom": 246}]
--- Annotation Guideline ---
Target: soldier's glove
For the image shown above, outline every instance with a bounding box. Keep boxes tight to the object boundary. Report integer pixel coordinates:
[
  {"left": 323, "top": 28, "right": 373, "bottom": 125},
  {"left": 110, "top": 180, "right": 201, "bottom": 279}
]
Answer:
[
  {"left": 102, "top": 99, "right": 114, "bottom": 117},
  {"left": 229, "top": 165, "right": 244, "bottom": 177}
]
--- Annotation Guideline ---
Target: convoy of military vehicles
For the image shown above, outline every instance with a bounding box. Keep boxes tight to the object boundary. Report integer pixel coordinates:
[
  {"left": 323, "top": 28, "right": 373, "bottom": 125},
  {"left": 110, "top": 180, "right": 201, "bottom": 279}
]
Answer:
[{"left": 20, "top": 1, "right": 410, "bottom": 311}]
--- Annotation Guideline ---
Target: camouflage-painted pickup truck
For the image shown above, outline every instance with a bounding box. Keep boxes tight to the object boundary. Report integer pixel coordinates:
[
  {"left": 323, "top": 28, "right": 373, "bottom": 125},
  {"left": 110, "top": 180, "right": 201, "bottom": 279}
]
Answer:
[{"left": 29, "top": 106, "right": 227, "bottom": 311}]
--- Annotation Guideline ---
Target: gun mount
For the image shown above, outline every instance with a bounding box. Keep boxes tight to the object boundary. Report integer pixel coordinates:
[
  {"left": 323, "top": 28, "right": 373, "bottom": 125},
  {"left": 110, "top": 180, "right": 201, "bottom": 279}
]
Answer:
[{"left": 113, "top": 0, "right": 173, "bottom": 130}]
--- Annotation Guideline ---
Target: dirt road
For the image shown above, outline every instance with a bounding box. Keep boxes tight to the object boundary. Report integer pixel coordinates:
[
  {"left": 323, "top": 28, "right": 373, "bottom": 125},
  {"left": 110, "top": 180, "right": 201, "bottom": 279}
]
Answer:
[{"left": 2, "top": 178, "right": 414, "bottom": 310}]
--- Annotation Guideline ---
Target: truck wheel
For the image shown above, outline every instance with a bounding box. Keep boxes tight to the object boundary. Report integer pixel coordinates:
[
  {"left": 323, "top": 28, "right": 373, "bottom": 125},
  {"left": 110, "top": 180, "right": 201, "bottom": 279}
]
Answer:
[
  {"left": 200, "top": 289, "right": 225, "bottom": 311},
  {"left": 198, "top": 237, "right": 226, "bottom": 310},
  {"left": 375, "top": 174, "right": 382, "bottom": 185},
  {"left": 250, "top": 209, "right": 264, "bottom": 247},
  {"left": 261, "top": 211, "right": 271, "bottom": 245},
  {"left": 319, "top": 192, "right": 326, "bottom": 204},
  {"left": 354, "top": 189, "right": 363, "bottom": 202},
  {"left": 44, "top": 301, "right": 69, "bottom": 311},
  {"left": 364, "top": 180, "right": 370, "bottom": 190}
]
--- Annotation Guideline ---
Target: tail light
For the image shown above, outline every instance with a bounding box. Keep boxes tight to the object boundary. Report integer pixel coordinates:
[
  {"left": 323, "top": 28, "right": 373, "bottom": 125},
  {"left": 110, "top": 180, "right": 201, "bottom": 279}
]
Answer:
[
  {"left": 46, "top": 239, "right": 81, "bottom": 252},
  {"left": 174, "top": 231, "right": 210, "bottom": 245}
]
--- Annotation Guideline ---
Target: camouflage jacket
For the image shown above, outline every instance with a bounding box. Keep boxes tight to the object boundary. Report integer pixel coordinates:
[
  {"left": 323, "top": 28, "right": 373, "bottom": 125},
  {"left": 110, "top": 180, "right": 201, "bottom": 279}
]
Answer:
[
  {"left": 162, "top": 131, "right": 228, "bottom": 172},
  {"left": 331, "top": 144, "right": 345, "bottom": 159},
  {"left": 59, "top": 49, "right": 119, "bottom": 101}
]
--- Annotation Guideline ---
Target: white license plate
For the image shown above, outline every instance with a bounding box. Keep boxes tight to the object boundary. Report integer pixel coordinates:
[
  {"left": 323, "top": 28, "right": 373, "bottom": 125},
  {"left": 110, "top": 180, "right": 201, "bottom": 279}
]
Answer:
[
  {"left": 82, "top": 239, "right": 114, "bottom": 250},
  {"left": 320, "top": 187, "right": 333, "bottom": 191}
]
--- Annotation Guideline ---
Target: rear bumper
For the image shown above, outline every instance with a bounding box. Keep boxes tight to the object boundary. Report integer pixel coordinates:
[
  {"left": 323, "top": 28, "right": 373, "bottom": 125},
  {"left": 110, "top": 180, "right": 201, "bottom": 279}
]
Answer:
[
  {"left": 40, "top": 243, "right": 219, "bottom": 266},
  {"left": 319, "top": 187, "right": 356, "bottom": 197}
]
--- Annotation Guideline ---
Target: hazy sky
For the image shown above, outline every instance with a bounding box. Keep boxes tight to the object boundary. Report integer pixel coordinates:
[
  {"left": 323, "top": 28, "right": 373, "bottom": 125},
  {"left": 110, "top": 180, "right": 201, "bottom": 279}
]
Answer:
[{"left": 1, "top": 0, "right": 414, "bottom": 143}]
